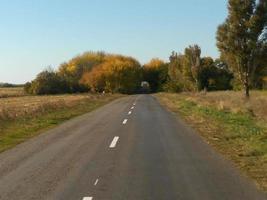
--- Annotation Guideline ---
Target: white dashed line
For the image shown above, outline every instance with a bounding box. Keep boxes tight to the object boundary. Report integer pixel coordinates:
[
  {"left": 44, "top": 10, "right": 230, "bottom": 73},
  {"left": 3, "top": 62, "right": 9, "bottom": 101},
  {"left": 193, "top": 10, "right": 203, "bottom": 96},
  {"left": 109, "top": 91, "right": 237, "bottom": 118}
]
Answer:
[
  {"left": 133, "top": 103, "right": 136, "bottom": 106},
  {"left": 94, "top": 179, "right": 99, "bottom": 186},
  {"left": 128, "top": 111, "right": 132, "bottom": 115},
  {"left": 83, "top": 197, "right": 93, "bottom": 200},
  {"left": 109, "top": 136, "right": 119, "bottom": 148},
  {"left": 122, "top": 119, "right": 128, "bottom": 124},
  {"left": 131, "top": 106, "right": 134, "bottom": 110}
]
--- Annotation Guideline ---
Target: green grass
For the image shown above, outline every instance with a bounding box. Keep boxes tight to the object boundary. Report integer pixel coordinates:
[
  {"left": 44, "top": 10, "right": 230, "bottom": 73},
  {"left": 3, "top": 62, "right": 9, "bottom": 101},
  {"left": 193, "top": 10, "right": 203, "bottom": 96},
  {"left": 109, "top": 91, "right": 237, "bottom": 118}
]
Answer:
[
  {"left": 180, "top": 100, "right": 263, "bottom": 135},
  {"left": 0, "top": 95, "right": 120, "bottom": 152},
  {"left": 156, "top": 93, "right": 267, "bottom": 191}
]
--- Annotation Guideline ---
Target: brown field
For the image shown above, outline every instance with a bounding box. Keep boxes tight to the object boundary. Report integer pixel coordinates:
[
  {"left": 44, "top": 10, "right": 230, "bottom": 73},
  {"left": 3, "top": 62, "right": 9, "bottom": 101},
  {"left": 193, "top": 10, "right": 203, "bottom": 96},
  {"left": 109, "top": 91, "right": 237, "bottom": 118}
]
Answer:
[
  {"left": 0, "top": 93, "right": 121, "bottom": 152},
  {"left": 0, "top": 93, "right": 113, "bottom": 120},
  {"left": 0, "top": 87, "right": 26, "bottom": 98}
]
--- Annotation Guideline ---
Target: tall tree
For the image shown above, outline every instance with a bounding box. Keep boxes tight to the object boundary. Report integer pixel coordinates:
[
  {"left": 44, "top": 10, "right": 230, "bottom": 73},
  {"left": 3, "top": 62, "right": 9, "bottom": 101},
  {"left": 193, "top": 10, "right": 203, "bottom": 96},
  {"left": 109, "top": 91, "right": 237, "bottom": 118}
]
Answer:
[
  {"left": 217, "top": 0, "right": 267, "bottom": 97},
  {"left": 167, "top": 52, "right": 194, "bottom": 92},
  {"left": 184, "top": 45, "right": 202, "bottom": 90}
]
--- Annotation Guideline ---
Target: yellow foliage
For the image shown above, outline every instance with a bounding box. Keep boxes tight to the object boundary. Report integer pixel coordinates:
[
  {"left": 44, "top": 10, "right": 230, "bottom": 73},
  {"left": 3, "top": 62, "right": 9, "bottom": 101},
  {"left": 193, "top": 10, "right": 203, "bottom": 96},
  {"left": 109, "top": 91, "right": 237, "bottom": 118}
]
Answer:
[
  {"left": 144, "top": 58, "right": 166, "bottom": 69},
  {"left": 80, "top": 54, "right": 141, "bottom": 93}
]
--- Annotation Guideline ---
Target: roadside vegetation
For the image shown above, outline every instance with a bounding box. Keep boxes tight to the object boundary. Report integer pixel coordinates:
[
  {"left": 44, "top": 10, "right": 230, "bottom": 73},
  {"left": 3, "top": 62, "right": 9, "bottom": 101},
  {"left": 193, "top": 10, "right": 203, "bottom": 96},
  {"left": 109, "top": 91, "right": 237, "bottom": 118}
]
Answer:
[
  {"left": 24, "top": 53, "right": 142, "bottom": 95},
  {"left": 0, "top": 93, "right": 121, "bottom": 152},
  {"left": 156, "top": 92, "right": 267, "bottom": 191}
]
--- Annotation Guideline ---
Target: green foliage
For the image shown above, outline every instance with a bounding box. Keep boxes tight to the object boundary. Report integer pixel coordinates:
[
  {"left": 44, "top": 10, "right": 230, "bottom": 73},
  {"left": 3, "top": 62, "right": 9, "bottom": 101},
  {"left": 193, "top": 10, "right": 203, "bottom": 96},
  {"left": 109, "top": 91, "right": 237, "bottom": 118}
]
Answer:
[
  {"left": 24, "top": 69, "right": 75, "bottom": 95},
  {"left": 142, "top": 58, "right": 168, "bottom": 92},
  {"left": 216, "top": 0, "right": 267, "bottom": 97},
  {"left": 24, "top": 82, "right": 32, "bottom": 94},
  {"left": 184, "top": 45, "right": 202, "bottom": 89},
  {"left": 168, "top": 51, "right": 196, "bottom": 91},
  {"left": 166, "top": 45, "right": 238, "bottom": 93},
  {"left": 253, "top": 46, "right": 267, "bottom": 88},
  {"left": 0, "top": 83, "right": 24, "bottom": 88},
  {"left": 178, "top": 99, "right": 265, "bottom": 149},
  {"left": 198, "top": 59, "right": 233, "bottom": 91},
  {"left": 231, "top": 79, "right": 243, "bottom": 91},
  {"left": 167, "top": 47, "right": 232, "bottom": 92},
  {"left": 162, "top": 80, "right": 183, "bottom": 93}
]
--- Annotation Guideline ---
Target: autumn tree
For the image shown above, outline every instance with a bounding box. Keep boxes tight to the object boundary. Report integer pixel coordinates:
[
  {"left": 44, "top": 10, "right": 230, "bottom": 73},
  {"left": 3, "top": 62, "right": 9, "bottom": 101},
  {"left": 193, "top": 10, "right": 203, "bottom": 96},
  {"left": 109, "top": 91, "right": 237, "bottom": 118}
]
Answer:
[
  {"left": 81, "top": 55, "right": 142, "bottom": 94},
  {"left": 142, "top": 58, "right": 168, "bottom": 92},
  {"left": 217, "top": 0, "right": 267, "bottom": 97},
  {"left": 58, "top": 51, "right": 106, "bottom": 92},
  {"left": 58, "top": 51, "right": 106, "bottom": 79},
  {"left": 80, "top": 66, "right": 106, "bottom": 93}
]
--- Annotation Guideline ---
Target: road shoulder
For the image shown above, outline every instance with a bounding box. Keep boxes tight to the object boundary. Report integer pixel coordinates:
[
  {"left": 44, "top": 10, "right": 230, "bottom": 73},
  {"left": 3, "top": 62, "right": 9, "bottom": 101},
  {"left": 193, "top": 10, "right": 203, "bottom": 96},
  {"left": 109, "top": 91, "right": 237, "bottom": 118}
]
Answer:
[{"left": 155, "top": 92, "right": 267, "bottom": 193}]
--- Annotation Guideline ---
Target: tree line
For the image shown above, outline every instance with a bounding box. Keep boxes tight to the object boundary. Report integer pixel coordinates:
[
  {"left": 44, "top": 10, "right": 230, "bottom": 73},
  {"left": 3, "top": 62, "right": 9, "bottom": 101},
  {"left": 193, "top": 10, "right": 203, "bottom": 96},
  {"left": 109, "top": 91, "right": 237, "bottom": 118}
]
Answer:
[
  {"left": 25, "top": 0, "right": 267, "bottom": 97},
  {"left": 25, "top": 52, "right": 143, "bottom": 95},
  {"left": 0, "top": 83, "right": 23, "bottom": 88}
]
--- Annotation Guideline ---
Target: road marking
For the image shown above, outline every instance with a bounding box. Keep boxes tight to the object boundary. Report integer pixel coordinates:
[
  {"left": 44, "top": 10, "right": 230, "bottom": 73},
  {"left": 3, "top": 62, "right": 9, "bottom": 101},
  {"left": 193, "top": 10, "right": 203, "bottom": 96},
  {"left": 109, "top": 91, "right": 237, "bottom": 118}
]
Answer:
[
  {"left": 133, "top": 102, "right": 136, "bottom": 106},
  {"left": 123, "top": 119, "right": 128, "bottom": 124},
  {"left": 83, "top": 197, "right": 93, "bottom": 200},
  {"left": 128, "top": 111, "right": 132, "bottom": 115},
  {"left": 94, "top": 179, "right": 99, "bottom": 186},
  {"left": 131, "top": 106, "right": 134, "bottom": 110},
  {"left": 109, "top": 136, "right": 119, "bottom": 148}
]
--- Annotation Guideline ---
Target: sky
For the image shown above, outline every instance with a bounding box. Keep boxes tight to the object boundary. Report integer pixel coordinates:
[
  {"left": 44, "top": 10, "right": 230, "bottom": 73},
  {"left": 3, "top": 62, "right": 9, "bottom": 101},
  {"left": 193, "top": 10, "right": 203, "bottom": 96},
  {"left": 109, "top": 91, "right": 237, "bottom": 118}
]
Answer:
[{"left": 0, "top": 0, "right": 228, "bottom": 84}]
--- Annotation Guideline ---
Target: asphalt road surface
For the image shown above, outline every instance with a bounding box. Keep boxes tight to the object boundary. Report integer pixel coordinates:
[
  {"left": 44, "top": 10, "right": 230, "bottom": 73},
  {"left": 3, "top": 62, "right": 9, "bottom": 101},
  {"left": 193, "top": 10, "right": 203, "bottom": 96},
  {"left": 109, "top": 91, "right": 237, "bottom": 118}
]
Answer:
[{"left": 0, "top": 95, "right": 266, "bottom": 200}]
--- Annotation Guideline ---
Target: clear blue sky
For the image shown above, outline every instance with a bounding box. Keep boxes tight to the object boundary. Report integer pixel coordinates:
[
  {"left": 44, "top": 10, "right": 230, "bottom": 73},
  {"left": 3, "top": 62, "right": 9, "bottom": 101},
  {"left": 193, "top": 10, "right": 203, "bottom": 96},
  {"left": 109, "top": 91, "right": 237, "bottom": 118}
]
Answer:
[{"left": 0, "top": 0, "right": 228, "bottom": 84}]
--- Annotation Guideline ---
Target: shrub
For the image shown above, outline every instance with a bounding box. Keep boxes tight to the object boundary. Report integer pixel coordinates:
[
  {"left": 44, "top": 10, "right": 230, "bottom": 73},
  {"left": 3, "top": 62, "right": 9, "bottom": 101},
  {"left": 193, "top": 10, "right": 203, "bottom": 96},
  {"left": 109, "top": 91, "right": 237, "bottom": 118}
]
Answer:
[{"left": 25, "top": 70, "right": 71, "bottom": 95}]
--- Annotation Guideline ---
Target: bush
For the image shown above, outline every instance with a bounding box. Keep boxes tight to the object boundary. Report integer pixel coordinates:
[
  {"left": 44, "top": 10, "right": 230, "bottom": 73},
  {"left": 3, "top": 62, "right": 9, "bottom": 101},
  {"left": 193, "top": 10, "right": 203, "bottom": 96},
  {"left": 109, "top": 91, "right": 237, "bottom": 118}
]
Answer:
[
  {"left": 162, "top": 80, "right": 183, "bottom": 93},
  {"left": 24, "top": 82, "right": 32, "bottom": 94},
  {"left": 25, "top": 70, "right": 71, "bottom": 95}
]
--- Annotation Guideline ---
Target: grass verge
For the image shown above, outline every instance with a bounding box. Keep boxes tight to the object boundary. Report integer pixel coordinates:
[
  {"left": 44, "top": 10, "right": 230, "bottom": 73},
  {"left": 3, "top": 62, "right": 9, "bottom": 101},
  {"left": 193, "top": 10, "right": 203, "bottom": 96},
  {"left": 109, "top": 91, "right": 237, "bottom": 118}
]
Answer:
[
  {"left": 0, "top": 94, "right": 121, "bottom": 153},
  {"left": 156, "top": 93, "right": 267, "bottom": 192}
]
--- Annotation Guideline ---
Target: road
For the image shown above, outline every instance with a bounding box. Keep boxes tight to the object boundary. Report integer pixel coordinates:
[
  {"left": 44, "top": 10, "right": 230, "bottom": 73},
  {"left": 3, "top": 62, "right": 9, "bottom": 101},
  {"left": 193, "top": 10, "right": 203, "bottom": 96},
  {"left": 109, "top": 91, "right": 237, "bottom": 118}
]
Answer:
[{"left": 0, "top": 95, "right": 266, "bottom": 200}]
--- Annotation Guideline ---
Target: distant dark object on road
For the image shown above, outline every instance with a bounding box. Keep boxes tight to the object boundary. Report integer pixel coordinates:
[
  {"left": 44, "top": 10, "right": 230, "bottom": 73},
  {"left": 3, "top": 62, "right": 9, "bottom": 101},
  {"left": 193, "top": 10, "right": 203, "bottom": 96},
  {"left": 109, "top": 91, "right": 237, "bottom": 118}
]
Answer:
[{"left": 140, "top": 81, "right": 150, "bottom": 94}]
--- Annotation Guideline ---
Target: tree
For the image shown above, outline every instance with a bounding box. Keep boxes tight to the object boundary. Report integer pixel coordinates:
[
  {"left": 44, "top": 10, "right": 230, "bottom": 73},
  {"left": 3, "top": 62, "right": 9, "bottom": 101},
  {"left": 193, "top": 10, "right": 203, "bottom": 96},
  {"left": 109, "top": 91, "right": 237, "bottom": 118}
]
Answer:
[
  {"left": 217, "top": 0, "right": 267, "bottom": 97},
  {"left": 58, "top": 51, "right": 106, "bottom": 80},
  {"left": 252, "top": 44, "right": 267, "bottom": 88},
  {"left": 81, "top": 54, "right": 142, "bottom": 94},
  {"left": 25, "top": 69, "right": 70, "bottom": 95},
  {"left": 80, "top": 67, "right": 106, "bottom": 93},
  {"left": 167, "top": 51, "right": 199, "bottom": 92},
  {"left": 184, "top": 45, "right": 202, "bottom": 90},
  {"left": 198, "top": 59, "right": 233, "bottom": 91},
  {"left": 142, "top": 58, "right": 168, "bottom": 92},
  {"left": 58, "top": 51, "right": 106, "bottom": 92}
]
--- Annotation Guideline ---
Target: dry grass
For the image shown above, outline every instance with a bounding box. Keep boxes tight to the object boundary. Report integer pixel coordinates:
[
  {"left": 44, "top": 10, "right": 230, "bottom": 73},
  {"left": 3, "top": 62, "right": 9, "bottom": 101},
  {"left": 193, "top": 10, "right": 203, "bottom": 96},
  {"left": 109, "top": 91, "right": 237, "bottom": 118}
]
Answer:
[
  {"left": 0, "top": 87, "right": 26, "bottom": 98},
  {"left": 177, "top": 90, "right": 267, "bottom": 122},
  {"left": 0, "top": 93, "right": 122, "bottom": 152},
  {"left": 0, "top": 94, "right": 114, "bottom": 120}
]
